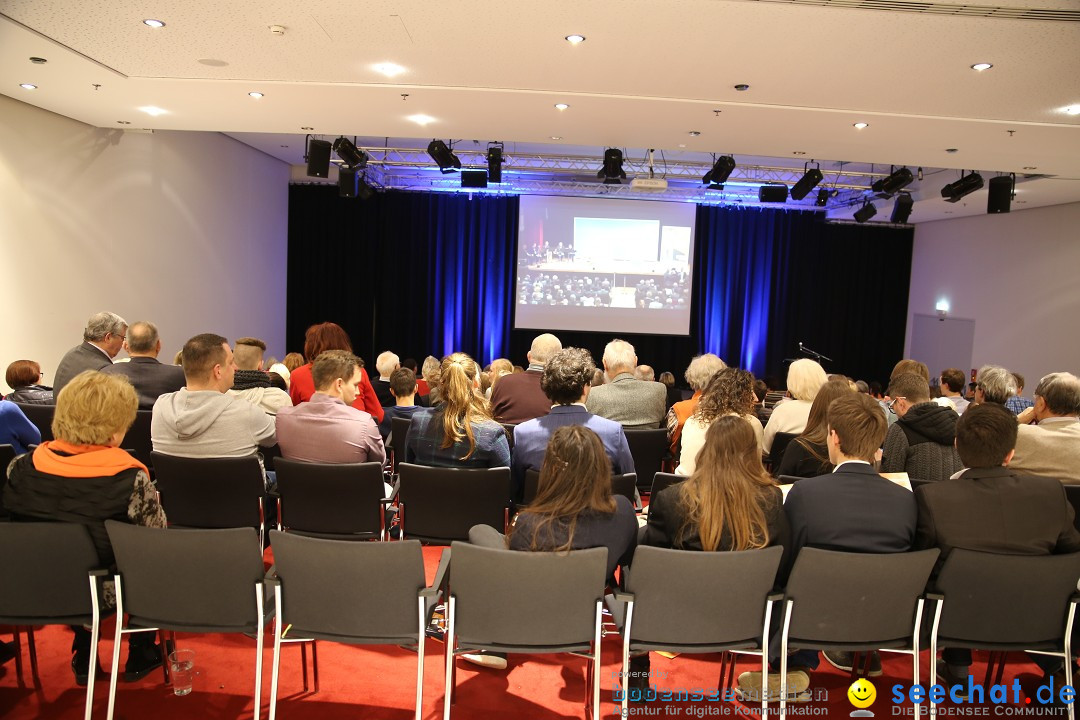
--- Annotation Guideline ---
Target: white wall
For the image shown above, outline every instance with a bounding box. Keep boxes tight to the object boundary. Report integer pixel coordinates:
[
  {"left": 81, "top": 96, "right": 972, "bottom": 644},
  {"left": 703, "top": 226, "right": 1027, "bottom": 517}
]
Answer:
[
  {"left": 906, "top": 201, "right": 1080, "bottom": 389},
  {"left": 0, "top": 95, "right": 289, "bottom": 393}
]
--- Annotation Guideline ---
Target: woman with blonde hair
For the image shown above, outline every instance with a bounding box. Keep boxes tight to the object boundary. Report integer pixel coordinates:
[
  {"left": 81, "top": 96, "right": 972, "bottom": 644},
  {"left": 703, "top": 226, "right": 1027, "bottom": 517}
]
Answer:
[
  {"left": 762, "top": 358, "right": 828, "bottom": 453},
  {"left": 404, "top": 352, "right": 510, "bottom": 468},
  {"left": 676, "top": 367, "right": 762, "bottom": 476}
]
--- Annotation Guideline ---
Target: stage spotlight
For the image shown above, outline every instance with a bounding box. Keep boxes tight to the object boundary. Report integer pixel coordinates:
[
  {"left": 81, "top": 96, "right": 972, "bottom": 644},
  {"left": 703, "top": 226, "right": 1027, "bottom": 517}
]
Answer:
[
  {"left": 790, "top": 166, "right": 823, "bottom": 200},
  {"left": 705, "top": 183, "right": 725, "bottom": 192},
  {"left": 702, "top": 155, "right": 736, "bottom": 185},
  {"left": 854, "top": 201, "right": 877, "bottom": 223},
  {"left": 427, "top": 139, "right": 461, "bottom": 173},
  {"left": 941, "top": 171, "right": 984, "bottom": 203},
  {"left": 597, "top": 148, "right": 626, "bottom": 184},
  {"left": 815, "top": 188, "right": 829, "bottom": 207},
  {"left": 332, "top": 137, "right": 367, "bottom": 170},
  {"left": 871, "top": 166, "right": 914, "bottom": 196},
  {"left": 890, "top": 193, "right": 914, "bottom": 223},
  {"left": 487, "top": 145, "right": 503, "bottom": 183},
  {"left": 758, "top": 185, "right": 789, "bottom": 203}
]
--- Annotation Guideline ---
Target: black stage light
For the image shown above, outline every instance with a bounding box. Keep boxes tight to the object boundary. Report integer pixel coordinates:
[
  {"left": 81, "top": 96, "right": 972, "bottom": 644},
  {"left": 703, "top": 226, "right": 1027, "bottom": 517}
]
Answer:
[
  {"left": 987, "top": 175, "right": 1013, "bottom": 214},
  {"left": 790, "top": 167, "right": 824, "bottom": 200},
  {"left": 941, "top": 171, "right": 984, "bottom": 203},
  {"left": 461, "top": 170, "right": 488, "bottom": 188},
  {"left": 597, "top": 148, "right": 626, "bottom": 184},
  {"left": 705, "top": 183, "right": 725, "bottom": 192},
  {"left": 305, "top": 138, "right": 332, "bottom": 178},
  {"left": 487, "top": 145, "right": 503, "bottom": 183},
  {"left": 890, "top": 193, "right": 914, "bottom": 223},
  {"left": 758, "top": 184, "right": 789, "bottom": 203},
  {"left": 357, "top": 174, "right": 375, "bottom": 201},
  {"left": 854, "top": 201, "right": 877, "bottom": 223},
  {"left": 871, "top": 167, "right": 914, "bottom": 196},
  {"left": 332, "top": 137, "right": 367, "bottom": 170},
  {"left": 427, "top": 140, "right": 461, "bottom": 173},
  {"left": 702, "top": 155, "right": 736, "bottom": 185},
  {"left": 815, "top": 188, "right": 829, "bottom": 207}
]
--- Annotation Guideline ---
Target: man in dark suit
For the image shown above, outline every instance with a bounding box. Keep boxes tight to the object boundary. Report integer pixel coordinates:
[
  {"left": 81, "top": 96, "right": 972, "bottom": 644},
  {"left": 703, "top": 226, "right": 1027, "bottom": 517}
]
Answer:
[
  {"left": 585, "top": 339, "right": 666, "bottom": 428},
  {"left": 740, "top": 392, "right": 915, "bottom": 698},
  {"left": 53, "top": 311, "right": 127, "bottom": 394},
  {"left": 101, "top": 321, "right": 186, "bottom": 410},
  {"left": 914, "top": 401, "right": 1080, "bottom": 691},
  {"left": 490, "top": 333, "right": 562, "bottom": 425},
  {"left": 511, "top": 347, "right": 634, "bottom": 501}
]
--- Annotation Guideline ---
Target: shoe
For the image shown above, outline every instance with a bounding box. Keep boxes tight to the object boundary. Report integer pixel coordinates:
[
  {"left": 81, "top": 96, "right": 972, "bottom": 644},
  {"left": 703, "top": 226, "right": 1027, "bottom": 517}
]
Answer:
[
  {"left": 71, "top": 652, "right": 107, "bottom": 687},
  {"left": 624, "top": 654, "right": 651, "bottom": 695},
  {"left": 935, "top": 659, "right": 970, "bottom": 701},
  {"left": 737, "top": 669, "right": 811, "bottom": 702},
  {"left": 1019, "top": 671, "right": 1070, "bottom": 710},
  {"left": 461, "top": 651, "right": 508, "bottom": 670},
  {"left": 0, "top": 640, "right": 15, "bottom": 667},
  {"left": 823, "top": 650, "right": 883, "bottom": 677},
  {"left": 124, "top": 642, "right": 164, "bottom": 683}
]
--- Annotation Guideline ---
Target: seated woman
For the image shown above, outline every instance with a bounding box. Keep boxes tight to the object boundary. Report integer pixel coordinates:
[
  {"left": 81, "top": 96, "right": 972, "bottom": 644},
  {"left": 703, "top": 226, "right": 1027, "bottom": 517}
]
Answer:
[
  {"left": 666, "top": 353, "right": 726, "bottom": 457},
  {"left": 762, "top": 358, "right": 828, "bottom": 454},
  {"left": 3, "top": 370, "right": 167, "bottom": 685},
  {"left": 0, "top": 399, "right": 40, "bottom": 455},
  {"left": 5, "top": 359, "right": 54, "bottom": 404},
  {"left": 288, "top": 322, "right": 384, "bottom": 423},
  {"left": 676, "top": 367, "right": 763, "bottom": 476},
  {"left": 775, "top": 379, "right": 854, "bottom": 479},
  {"left": 404, "top": 352, "right": 510, "bottom": 468}
]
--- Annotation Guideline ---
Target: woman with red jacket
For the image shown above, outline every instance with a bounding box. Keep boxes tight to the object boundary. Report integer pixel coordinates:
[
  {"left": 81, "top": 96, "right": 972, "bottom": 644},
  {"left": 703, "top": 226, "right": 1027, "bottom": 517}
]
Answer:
[{"left": 288, "top": 322, "right": 384, "bottom": 423}]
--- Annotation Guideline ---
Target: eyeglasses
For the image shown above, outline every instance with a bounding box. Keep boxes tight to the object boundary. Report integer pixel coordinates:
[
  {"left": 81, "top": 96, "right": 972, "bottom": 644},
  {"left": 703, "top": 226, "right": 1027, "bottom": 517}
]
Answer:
[{"left": 887, "top": 397, "right": 906, "bottom": 414}]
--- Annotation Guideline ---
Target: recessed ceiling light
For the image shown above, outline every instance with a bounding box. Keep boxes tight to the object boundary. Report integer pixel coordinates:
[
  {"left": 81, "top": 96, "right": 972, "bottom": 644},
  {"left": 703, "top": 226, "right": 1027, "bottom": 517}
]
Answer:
[
  {"left": 198, "top": 58, "right": 229, "bottom": 67},
  {"left": 1016, "top": 200, "right": 1027, "bottom": 204},
  {"left": 688, "top": 131, "right": 701, "bottom": 136},
  {"left": 407, "top": 114, "right": 436, "bottom": 126},
  {"left": 138, "top": 106, "right": 168, "bottom": 116},
  {"left": 945, "top": 148, "right": 959, "bottom": 153},
  {"left": 678, "top": 144, "right": 686, "bottom": 148},
  {"left": 301, "top": 126, "right": 314, "bottom": 131},
  {"left": 143, "top": 19, "right": 165, "bottom": 28},
  {"left": 248, "top": 92, "right": 264, "bottom": 99},
  {"left": 793, "top": 151, "right": 806, "bottom": 155},
  {"left": 372, "top": 62, "right": 406, "bottom": 77},
  {"left": 565, "top": 34, "right": 585, "bottom": 44},
  {"left": 1023, "top": 166, "right": 1037, "bottom": 170},
  {"left": 280, "top": 144, "right": 289, "bottom": 148},
  {"left": 853, "top": 122, "right": 868, "bottom": 129},
  {"left": 1063, "top": 105, "right": 1080, "bottom": 115},
  {"left": 971, "top": 62, "right": 993, "bottom": 71},
  {"left": 19, "top": 83, "right": 37, "bottom": 90},
  {"left": 117, "top": 120, "right": 131, "bottom": 125},
  {"left": 554, "top": 103, "right": 569, "bottom": 111},
  {"left": 734, "top": 84, "right": 750, "bottom": 91},
  {"left": 550, "top": 136, "right": 562, "bottom": 140},
  {"left": 29, "top": 57, "right": 47, "bottom": 64}
]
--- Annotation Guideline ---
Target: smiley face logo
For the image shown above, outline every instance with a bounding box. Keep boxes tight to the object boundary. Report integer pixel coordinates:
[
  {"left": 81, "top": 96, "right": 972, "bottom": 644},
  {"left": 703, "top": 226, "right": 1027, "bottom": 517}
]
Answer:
[{"left": 848, "top": 678, "right": 877, "bottom": 709}]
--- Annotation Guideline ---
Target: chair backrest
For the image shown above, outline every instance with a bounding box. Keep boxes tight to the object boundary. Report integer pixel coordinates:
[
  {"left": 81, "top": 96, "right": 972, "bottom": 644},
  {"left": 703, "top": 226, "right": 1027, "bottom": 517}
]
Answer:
[
  {"left": 397, "top": 463, "right": 510, "bottom": 543},
  {"left": 15, "top": 402, "right": 54, "bottom": 442},
  {"left": 1064, "top": 485, "right": 1080, "bottom": 533},
  {"left": 500, "top": 423, "right": 516, "bottom": 451},
  {"left": 0, "top": 443, "right": 15, "bottom": 518},
  {"left": 449, "top": 541, "right": 607, "bottom": 649},
  {"left": 269, "top": 531, "right": 427, "bottom": 643},
  {"left": 623, "top": 428, "right": 669, "bottom": 491},
  {"left": 649, "top": 472, "right": 684, "bottom": 498},
  {"left": 0, "top": 522, "right": 101, "bottom": 624},
  {"left": 390, "top": 416, "right": 412, "bottom": 471},
  {"left": 768, "top": 432, "right": 798, "bottom": 474},
  {"left": 150, "top": 452, "right": 265, "bottom": 531},
  {"left": 106, "top": 521, "right": 265, "bottom": 633},
  {"left": 909, "top": 478, "right": 934, "bottom": 493},
  {"left": 120, "top": 410, "right": 154, "bottom": 472},
  {"left": 626, "top": 545, "right": 783, "bottom": 648},
  {"left": 275, "top": 458, "right": 385, "bottom": 539},
  {"left": 934, "top": 549, "right": 1080, "bottom": 646},
  {"left": 784, "top": 547, "right": 939, "bottom": 646},
  {"left": 523, "top": 469, "right": 636, "bottom": 506}
]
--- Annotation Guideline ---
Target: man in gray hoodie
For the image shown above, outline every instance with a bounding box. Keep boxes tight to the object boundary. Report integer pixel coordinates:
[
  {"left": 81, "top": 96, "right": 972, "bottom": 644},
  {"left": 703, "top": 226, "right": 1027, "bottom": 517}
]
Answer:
[{"left": 151, "top": 333, "right": 277, "bottom": 478}]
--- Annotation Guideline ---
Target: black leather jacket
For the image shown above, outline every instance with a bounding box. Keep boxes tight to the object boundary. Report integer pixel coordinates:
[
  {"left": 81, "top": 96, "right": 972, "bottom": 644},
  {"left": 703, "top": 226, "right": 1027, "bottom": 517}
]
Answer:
[{"left": 5, "top": 385, "right": 55, "bottom": 405}]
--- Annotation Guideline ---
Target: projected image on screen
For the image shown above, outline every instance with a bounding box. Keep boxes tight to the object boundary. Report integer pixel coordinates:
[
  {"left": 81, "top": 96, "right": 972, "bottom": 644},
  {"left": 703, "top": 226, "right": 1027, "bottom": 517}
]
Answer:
[{"left": 515, "top": 196, "right": 696, "bottom": 335}]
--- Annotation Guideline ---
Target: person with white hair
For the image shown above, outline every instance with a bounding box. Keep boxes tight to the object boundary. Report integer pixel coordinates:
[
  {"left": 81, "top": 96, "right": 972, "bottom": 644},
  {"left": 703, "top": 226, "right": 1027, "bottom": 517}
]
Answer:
[
  {"left": 762, "top": 358, "right": 828, "bottom": 453},
  {"left": 666, "top": 353, "right": 726, "bottom": 455},
  {"left": 1011, "top": 372, "right": 1080, "bottom": 483},
  {"left": 490, "top": 333, "right": 563, "bottom": 424},
  {"left": 372, "top": 350, "right": 401, "bottom": 407},
  {"left": 585, "top": 339, "right": 667, "bottom": 429},
  {"left": 53, "top": 311, "right": 128, "bottom": 394}
]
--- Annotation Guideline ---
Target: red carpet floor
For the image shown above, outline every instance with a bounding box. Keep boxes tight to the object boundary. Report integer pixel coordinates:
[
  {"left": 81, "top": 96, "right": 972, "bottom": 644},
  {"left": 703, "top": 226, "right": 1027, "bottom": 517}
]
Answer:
[{"left": 0, "top": 546, "right": 1061, "bottom": 719}]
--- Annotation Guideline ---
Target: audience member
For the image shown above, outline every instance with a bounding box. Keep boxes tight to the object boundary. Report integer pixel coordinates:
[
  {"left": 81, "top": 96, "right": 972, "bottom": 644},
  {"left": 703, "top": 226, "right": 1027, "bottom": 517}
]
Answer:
[
  {"left": 486, "top": 358, "right": 514, "bottom": 399},
  {"left": 151, "top": 334, "right": 277, "bottom": 482},
  {"left": 762, "top": 359, "right": 828, "bottom": 454},
  {"left": 266, "top": 361, "right": 291, "bottom": 390},
  {"left": 590, "top": 368, "right": 605, "bottom": 387},
  {"left": 634, "top": 364, "right": 655, "bottom": 381},
  {"left": 586, "top": 339, "right": 666, "bottom": 428},
  {"left": 974, "top": 365, "right": 1017, "bottom": 406},
  {"left": 666, "top": 353, "right": 726, "bottom": 456},
  {"left": 935, "top": 368, "right": 970, "bottom": 415},
  {"left": 881, "top": 372, "right": 962, "bottom": 482},
  {"left": 404, "top": 352, "right": 510, "bottom": 468},
  {"left": 490, "top": 333, "right": 563, "bottom": 424},
  {"left": 373, "top": 351, "right": 400, "bottom": 407},
  {"left": 775, "top": 379, "right": 853, "bottom": 479},
  {"left": 676, "top": 368, "right": 763, "bottom": 476},
  {"left": 5, "top": 359, "right": 54, "bottom": 404},
  {"left": 511, "top": 347, "right": 634, "bottom": 501},
  {"left": 3, "top": 370, "right": 166, "bottom": 685},
  {"left": 914, "top": 402, "right": 1080, "bottom": 690},
  {"left": 54, "top": 311, "right": 127, "bottom": 394},
  {"left": 1005, "top": 372, "right": 1035, "bottom": 416},
  {"left": 855, "top": 380, "right": 869, "bottom": 394},
  {"left": 378, "top": 368, "right": 429, "bottom": 440},
  {"left": 891, "top": 358, "right": 930, "bottom": 382},
  {"left": 1011, "top": 372, "right": 1080, "bottom": 483},
  {"left": 276, "top": 350, "right": 385, "bottom": 465},
  {"left": 0, "top": 397, "right": 40, "bottom": 454},
  {"left": 420, "top": 355, "right": 440, "bottom": 403},
  {"left": 100, "top": 321, "right": 186, "bottom": 410},
  {"left": 288, "top": 322, "right": 383, "bottom": 423},
  {"left": 282, "top": 352, "right": 305, "bottom": 373},
  {"left": 225, "top": 336, "right": 292, "bottom": 414}
]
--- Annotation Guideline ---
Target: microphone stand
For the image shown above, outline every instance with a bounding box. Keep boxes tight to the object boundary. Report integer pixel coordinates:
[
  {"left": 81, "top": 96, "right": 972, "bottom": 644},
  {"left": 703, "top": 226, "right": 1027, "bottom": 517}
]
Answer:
[{"left": 797, "top": 342, "right": 834, "bottom": 364}]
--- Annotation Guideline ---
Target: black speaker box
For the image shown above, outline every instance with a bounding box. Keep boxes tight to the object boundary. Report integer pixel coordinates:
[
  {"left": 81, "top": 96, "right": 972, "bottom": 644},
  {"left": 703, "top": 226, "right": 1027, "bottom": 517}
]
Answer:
[
  {"left": 987, "top": 175, "right": 1012, "bottom": 214},
  {"left": 758, "top": 184, "right": 789, "bottom": 203},
  {"left": 338, "top": 167, "right": 358, "bottom": 198},
  {"left": 891, "top": 193, "right": 914, "bottom": 224},
  {"left": 306, "top": 139, "right": 332, "bottom": 178},
  {"left": 487, "top": 147, "right": 502, "bottom": 183},
  {"left": 461, "top": 170, "right": 488, "bottom": 189}
]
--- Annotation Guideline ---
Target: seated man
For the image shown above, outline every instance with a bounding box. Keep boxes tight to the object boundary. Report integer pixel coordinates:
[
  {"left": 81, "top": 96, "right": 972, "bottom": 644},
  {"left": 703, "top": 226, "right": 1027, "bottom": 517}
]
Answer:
[
  {"left": 1012, "top": 372, "right": 1080, "bottom": 484},
  {"left": 935, "top": 368, "right": 970, "bottom": 415},
  {"left": 512, "top": 347, "right": 634, "bottom": 502},
  {"left": 881, "top": 372, "right": 963, "bottom": 482},
  {"left": 227, "top": 337, "right": 292, "bottom": 415},
  {"left": 490, "top": 333, "right": 562, "bottom": 424},
  {"left": 740, "top": 392, "right": 916, "bottom": 697},
  {"left": 54, "top": 311, "right": 127, "bottom": 394},
  {"left": 372, "top": 351, "right": 400, "bottom": 407},
  {"left": 586, "top": 339, "right": 666, "bottom": 429},
  {"left": 914, "top": 401, "right": 1080, "bottom": 692},
  {"left": 151, "top": 333, "right": 277, "bottom": 485},
  {"left": 101, "top": 320, "right": 185, "bottom": 410},
  {"left": 378, "top": 367, "right": 428, "bottom": 441},
  {"left": 276, "top": 350, "right": 385, "bottom": 466},
  {"left": 974, "top": 365, "right": 1017, "bottom": 407}
]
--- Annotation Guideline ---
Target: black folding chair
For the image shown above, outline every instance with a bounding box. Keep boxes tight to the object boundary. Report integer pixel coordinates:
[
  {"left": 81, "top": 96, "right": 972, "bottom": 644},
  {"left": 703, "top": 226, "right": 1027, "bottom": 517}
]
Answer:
[
  {"left": 390, "top": 416, "right": 413, "bottom": 474},
  {"left": 120, "top": 410, "right": 154, "bottom": 474},
  {"left": 14, "top": 402, "right": 54, "bottom": 443},
  {"left": 649, "top": 471, "right": 684, "bottom": 498},
  {"left": 523, "top": 468, "right": 636, "bottom": 506},
  {"left": 0, "top": 443, "right": 15, "bottom": 518},
  {"left": 397, "top": 463, "right": 510, "bottom": 543},
  {"left": 623, "top": 428, "right": 668, "bottom": 493},
  {"left": 274, "top": 458, "right": 389, "bottom": 540},
  {"left": 1064, "top": 485, "right": 1080, "bottom": 533},
  {"left": 767, "top": 432, "right": 798, "bottom": 476}
]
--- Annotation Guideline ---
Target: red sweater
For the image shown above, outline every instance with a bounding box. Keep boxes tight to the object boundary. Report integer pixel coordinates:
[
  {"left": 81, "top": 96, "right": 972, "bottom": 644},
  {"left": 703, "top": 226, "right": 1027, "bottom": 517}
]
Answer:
[{"left": 288, "top": 363, "right": 385, "bottom": 423}]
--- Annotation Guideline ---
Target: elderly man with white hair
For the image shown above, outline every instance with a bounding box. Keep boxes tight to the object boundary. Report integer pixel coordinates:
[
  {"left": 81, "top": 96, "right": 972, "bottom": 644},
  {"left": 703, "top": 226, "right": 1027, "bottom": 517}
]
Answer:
[
  {"left": 585, "top": 339, "right": 667, "bottom": 429},
  {"left": 1011, "top": 372, "right": 1080, "bottom": 483},
  {"left": 53, "top": 311, "right": 128, "bottom": 395},
  {"left": 490, "top": 333, "right": 563, "bottom": 424},
  {"left": 372, "top": 350, "right": 401, "bottom": 407}
]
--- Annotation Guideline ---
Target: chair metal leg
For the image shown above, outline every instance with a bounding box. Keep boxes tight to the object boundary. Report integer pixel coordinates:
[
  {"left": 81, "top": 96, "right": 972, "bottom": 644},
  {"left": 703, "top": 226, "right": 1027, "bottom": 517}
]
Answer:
[
  {"left": 311, "top": 640, "right": 319, "bottom": 694},
  {"left": 106, "top": 575, "right": 125, "bottom": 720},
  {"left": 254, "top": 584, "right": 265, "bottom": 720},
  {"left": 300, "top": 641, "right": 309, "bottom": 692},
  {"left": 415, "top": 596, "right": 426, "bottom": 720},
  {"left": 269, "top": 585, "right": 283, "bottom": 720},
  {"left": 621, "top": 601, "right": 634, "bottom": 718},
  {"left": 761, "top": 597, "right": 774, "bottom": 715},
  {"left": 11, "top": 627, "right": 24, "bottom": 686},
  {"left": 1064, "top": 598, "right": 1077, "bottom": 720},
  {"left": 592, "top": 601, "right": 602, "bottom": 720},
  {"left": 928, "top": 597, "right": 944, "bottom": 720},
  {"left": 86, "top": 576, "right": 101, "bottom": 720},
  {"left": 27, "top": 626, "right": 40, "bottom": 688},
  {"left": 443, "top": 596, "right": 456, "bottom": 720},
  {"left": 779, "top": 599, "right": 794, "bottom": 720}
]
